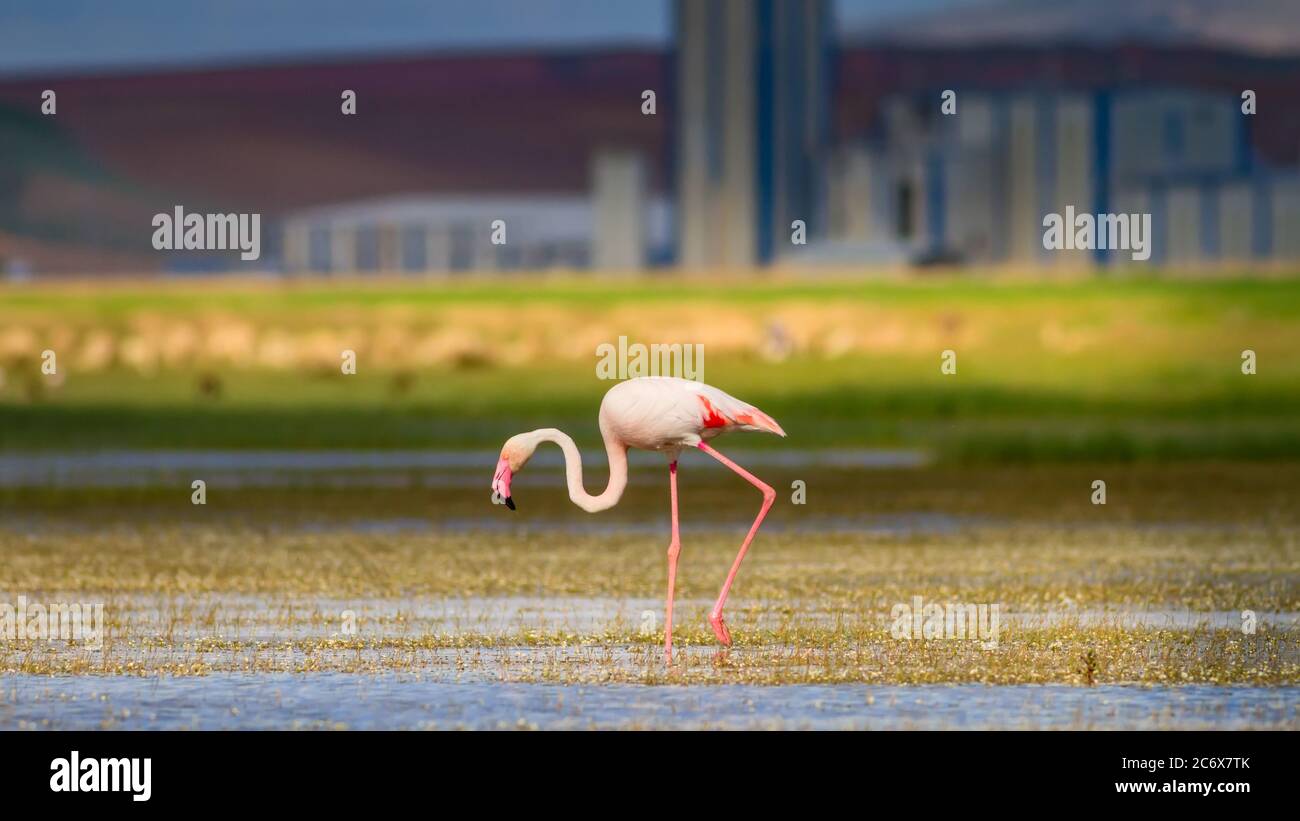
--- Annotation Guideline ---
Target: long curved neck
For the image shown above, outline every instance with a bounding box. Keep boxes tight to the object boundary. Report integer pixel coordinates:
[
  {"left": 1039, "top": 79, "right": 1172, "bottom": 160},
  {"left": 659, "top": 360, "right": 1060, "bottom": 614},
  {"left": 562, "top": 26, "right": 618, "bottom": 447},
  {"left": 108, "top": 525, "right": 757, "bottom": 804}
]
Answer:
[{"left": 531, "top": 427, "right": 627, "bottom": 513}]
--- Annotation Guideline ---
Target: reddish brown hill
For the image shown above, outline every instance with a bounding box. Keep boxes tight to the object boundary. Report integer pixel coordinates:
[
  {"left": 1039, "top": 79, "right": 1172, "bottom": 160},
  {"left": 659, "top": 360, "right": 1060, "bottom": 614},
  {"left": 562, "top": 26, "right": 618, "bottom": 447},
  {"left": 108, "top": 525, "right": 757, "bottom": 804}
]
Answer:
[{"left": 0, "top": 48, "right": 671, "bottom": 215}]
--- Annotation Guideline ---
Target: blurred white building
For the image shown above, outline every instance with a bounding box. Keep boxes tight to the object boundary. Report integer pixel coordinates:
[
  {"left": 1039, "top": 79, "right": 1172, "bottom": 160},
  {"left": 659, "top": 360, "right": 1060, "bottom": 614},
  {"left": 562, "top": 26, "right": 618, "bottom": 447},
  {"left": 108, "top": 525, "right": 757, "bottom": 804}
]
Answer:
[{"left": 279, "top": 193, "right": 672, "bottom": 274}]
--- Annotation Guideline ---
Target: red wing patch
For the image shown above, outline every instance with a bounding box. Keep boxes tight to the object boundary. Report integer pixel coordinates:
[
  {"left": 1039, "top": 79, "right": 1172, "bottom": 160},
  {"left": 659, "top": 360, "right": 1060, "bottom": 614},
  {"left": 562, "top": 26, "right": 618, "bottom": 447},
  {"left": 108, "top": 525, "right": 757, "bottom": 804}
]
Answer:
[
  {"left": 698, "top": 395, "right": 785, "bottom": 435},
  {"left": 698, "top": 396, "right": 729, "bottom": 428}
]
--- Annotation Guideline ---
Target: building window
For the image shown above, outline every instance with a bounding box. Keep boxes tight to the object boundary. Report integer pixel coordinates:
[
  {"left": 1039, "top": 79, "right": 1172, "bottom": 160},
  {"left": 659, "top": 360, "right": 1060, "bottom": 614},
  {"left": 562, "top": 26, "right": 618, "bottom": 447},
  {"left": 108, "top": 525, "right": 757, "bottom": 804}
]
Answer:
[
  {"left": 1163, "top": 111, "right": 1185, "bottom": 161},
  {"left": 896, "top": 182, "right": 914, "bottom": 240}
]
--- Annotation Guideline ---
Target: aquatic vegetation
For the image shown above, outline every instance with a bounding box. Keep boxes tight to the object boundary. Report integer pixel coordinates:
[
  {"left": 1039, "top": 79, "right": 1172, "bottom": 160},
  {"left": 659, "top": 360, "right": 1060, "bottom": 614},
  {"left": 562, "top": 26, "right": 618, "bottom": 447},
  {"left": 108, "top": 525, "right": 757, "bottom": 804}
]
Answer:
[{"left": 2, "top": 462, "right": 1296, "bottom": 686}]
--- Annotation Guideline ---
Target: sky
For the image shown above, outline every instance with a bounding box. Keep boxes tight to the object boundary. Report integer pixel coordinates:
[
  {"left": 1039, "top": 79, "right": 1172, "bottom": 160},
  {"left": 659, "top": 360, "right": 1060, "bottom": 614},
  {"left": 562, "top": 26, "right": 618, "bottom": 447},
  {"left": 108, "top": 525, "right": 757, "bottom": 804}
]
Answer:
[{"left": 0, "top": 0, "right": 974, "bottom": 76}]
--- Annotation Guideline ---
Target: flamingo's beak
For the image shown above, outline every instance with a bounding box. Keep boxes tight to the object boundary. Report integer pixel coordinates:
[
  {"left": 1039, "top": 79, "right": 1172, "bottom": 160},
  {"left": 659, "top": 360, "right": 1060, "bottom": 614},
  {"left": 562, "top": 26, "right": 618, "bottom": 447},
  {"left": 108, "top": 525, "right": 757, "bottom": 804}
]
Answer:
[{"left": 492, "top": 458, "right": 515, "bottom": 511}]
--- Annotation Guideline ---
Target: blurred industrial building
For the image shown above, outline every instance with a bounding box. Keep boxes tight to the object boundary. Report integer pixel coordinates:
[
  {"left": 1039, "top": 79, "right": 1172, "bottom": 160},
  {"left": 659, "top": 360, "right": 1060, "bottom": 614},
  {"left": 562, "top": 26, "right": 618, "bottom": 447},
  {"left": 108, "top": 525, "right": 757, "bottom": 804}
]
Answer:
[
  {"left": 0, "top": 0, "right": 1298, "bottom": 275},
  {"left": 675, "top": 0, "right": 833, "bottom": 268},
  {"left": 840, "top": 87, "right": 1300, "bottom": 266}
]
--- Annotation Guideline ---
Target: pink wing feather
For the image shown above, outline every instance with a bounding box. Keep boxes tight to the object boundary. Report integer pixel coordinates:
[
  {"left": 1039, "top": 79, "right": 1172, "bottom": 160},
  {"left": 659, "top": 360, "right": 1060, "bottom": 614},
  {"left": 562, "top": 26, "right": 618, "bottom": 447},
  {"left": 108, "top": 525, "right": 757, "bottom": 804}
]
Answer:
[
  {"left": 682, "top": 380, "right": 786, "bottom": 437},
  {"left": 599, "top": 377, "right": 786, "bottom": 450}
]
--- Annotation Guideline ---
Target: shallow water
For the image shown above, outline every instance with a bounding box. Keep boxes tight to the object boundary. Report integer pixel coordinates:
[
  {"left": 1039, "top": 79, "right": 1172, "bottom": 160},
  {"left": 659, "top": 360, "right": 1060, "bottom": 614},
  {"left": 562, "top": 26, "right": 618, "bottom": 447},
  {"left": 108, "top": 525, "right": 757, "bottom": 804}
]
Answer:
[
  {"left": 3, "top": 453, "right": 1295, "bottom": 726},
  {"left": 2, "top": 675, "right": 1294, "bottom": 730},
  {"left": 20, "top": 592, "right": 1298, "bottom": 643},
  {"left": 0, "top": 447, "right": 927, "bottom": 488},
  {"left": 13, "top": 592, "right": 1296, "bottom": 687},
  {"left": 360, "top": 511, "right": 978, "bottom": 536}
]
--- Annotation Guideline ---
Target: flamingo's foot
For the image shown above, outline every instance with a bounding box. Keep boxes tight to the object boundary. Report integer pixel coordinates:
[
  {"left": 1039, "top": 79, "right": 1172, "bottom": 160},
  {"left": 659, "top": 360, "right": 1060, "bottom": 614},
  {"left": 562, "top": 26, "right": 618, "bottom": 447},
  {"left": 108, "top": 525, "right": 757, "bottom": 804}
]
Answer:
[
  {"left": 708, "top": 612, "right": 732, "bottom": 647},
  {"left": 663, "top": 645, "right": 673, "bottom": 666}
]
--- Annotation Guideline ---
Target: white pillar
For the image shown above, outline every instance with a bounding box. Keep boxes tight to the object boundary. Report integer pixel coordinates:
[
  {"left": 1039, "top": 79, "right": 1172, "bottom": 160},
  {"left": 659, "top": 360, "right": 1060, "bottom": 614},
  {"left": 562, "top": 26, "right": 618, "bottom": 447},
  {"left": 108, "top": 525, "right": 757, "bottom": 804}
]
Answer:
[
  {"left": 1007, "top": 97, "right": 1039, "bottom": 265},
  {"left": 591, "top": 149, "right": 647, "bottom": 272},
  {"left": 422, "top": 225, "right": 449, "bottom": 271},
  {"left": 378, "top": 223, "right": 401, "bottom": 272},
  {"left": 1219, "top": 183, "right": 1253, "bottom": 263},
  {"left": 1166, "top": 186, "right": 1201, "bottom": 265},
  {"left": 1054, "top": 95, "right": 1094, "bottom": 268},
  {"left": 281, "top": 219, "right": 310, "bottom": 272},
  {"left": 329, "top": 224, "right": 357, "bottom": 274},
  {"left": 1273, "top": 180, "right": 1300, "bottom": 261}
]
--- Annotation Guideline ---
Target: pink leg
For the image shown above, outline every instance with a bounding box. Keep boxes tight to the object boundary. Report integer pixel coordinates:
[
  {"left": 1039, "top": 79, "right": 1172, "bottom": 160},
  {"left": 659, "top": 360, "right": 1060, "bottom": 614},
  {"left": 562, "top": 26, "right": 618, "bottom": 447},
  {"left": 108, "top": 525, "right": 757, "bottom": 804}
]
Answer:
[
  {"left": 663, "top": 460, "right": 681, "bottom": 665},
  {"left": 697, "top": 441, "right": 775, "bottom": 647}
]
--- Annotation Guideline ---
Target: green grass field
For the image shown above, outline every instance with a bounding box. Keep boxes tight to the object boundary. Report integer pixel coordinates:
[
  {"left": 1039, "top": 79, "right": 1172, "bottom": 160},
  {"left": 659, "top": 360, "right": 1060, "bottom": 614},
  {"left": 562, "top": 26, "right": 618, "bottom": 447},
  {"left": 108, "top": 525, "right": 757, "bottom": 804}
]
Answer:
[{"left": 2, "top": 274, "right": 1298, "bottom": 459}]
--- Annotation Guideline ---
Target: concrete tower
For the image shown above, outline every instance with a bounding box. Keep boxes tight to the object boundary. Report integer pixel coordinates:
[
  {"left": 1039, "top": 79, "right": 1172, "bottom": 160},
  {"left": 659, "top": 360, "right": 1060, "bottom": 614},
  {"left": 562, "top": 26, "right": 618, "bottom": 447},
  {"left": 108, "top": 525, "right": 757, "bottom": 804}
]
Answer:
[{"left": 675, "top": 0, "right": 833, "bottom": 268}]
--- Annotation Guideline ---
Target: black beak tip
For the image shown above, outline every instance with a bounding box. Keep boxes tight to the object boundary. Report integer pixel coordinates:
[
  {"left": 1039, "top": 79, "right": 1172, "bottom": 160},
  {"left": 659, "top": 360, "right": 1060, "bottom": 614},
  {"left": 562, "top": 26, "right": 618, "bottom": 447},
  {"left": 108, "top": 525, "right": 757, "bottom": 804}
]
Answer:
[{"left": 504, "top": 496, "right": 516, "bottom": 511}]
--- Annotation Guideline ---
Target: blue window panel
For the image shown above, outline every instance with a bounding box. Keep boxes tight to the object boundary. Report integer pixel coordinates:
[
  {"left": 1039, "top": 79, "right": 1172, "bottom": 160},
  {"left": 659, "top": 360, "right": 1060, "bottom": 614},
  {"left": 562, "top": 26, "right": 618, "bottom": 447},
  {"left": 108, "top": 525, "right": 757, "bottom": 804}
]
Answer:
[{"left": 1162, "top": 111, "right": 1185, "bottom": 162}]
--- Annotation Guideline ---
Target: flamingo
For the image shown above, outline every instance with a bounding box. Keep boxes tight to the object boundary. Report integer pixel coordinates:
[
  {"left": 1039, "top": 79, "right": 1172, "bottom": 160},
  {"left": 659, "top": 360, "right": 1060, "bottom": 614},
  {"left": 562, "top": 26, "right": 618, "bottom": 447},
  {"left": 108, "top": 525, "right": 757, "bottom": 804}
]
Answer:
[{"left": 490, "top": 375, "right": 786, "bottom": 664}]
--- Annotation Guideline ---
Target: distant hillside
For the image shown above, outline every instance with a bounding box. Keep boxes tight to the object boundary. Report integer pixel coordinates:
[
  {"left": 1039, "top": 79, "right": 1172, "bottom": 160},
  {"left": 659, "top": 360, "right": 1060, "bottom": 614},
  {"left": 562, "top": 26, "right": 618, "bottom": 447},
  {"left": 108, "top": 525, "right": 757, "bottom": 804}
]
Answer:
[{"left": 0, "top": 49, "right": 670, "bottom": 216}]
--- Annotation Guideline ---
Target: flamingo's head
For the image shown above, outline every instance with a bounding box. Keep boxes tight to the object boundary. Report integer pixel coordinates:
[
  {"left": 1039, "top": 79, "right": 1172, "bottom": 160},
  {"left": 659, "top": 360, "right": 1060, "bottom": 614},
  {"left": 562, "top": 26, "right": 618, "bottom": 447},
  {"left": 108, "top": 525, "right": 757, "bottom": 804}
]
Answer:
[{"left": 491, "top": 434, "right": 537, "bottom": 511}]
